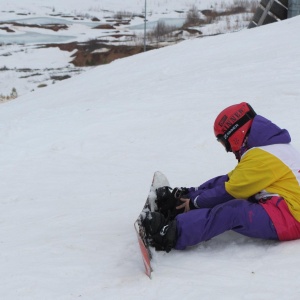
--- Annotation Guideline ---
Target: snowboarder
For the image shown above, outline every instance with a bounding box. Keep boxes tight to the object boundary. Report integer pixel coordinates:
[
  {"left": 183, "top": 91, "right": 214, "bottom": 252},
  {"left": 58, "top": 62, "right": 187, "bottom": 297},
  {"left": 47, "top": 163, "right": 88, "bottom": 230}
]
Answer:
[{"left": 143, "top": 102, "right": 300, "bottom": 252}]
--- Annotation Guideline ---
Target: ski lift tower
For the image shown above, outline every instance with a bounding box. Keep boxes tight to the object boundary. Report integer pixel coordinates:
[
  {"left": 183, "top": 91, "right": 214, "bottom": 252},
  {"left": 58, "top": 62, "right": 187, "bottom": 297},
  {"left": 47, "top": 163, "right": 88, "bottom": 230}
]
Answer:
[
  {"left": 248, "top": 0, "right": 300, "bottom": 28},
  {"left": 288, "top": 0, "right": 300, "bottom": 17}
]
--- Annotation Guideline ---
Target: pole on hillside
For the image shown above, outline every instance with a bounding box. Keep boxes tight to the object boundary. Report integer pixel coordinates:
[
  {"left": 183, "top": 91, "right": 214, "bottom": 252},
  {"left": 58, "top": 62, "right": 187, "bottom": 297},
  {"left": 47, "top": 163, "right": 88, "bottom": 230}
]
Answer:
[{"left": 144, "top": 0, "right": 147, "bottom": 52}]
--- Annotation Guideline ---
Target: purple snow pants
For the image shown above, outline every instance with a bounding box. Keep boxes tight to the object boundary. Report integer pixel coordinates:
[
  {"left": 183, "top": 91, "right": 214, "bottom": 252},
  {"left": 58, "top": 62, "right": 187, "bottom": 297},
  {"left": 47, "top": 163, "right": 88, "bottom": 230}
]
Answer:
[{"left": 175, "top": 199, "right": 278, "bottom": 250}]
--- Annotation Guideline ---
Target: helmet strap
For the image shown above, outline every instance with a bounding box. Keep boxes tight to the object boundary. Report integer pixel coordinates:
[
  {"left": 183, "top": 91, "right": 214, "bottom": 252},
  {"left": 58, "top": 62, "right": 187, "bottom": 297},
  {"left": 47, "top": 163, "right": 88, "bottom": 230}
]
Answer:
[{"left": 234, "top": 136, "right": 249, "bottom": 162}]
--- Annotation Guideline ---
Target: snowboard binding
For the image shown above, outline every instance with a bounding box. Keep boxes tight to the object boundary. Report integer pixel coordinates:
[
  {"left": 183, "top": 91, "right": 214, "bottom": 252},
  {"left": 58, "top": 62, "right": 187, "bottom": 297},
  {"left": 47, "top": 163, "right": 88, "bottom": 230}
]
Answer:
[
  {"left": 142, "top": 211, "right": 177, "bottom": 253},
  {"left": 155, "top": 186, "right": 189, "bottom": 220}
]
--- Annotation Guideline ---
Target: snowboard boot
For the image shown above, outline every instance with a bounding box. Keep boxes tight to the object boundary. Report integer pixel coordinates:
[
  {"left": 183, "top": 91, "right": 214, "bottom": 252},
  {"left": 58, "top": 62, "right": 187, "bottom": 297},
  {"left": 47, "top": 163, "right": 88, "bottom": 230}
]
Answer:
[
  {"left": 156, "top": 186, "right": 189, "bottom": 220},
  {"left": 142, "top": 211, "right": 177, "bottom": 253}
]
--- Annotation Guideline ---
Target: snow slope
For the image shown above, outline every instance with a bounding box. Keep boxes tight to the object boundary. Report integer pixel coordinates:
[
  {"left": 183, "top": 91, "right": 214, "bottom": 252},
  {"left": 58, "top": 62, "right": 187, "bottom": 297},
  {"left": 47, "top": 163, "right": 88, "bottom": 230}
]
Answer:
[{"left": 0, "top": 6, "right": 300, "bottom": 299}]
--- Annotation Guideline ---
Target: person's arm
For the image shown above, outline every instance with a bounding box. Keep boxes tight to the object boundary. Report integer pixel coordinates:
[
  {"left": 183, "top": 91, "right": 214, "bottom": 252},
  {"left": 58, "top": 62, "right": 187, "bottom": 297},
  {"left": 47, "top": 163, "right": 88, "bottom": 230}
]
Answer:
[
  {"left": 176, "top": 174, "right": 233, "bottom": 211},
  {"left": 188, "top": 174, "right": 229, "bottom": 200}
]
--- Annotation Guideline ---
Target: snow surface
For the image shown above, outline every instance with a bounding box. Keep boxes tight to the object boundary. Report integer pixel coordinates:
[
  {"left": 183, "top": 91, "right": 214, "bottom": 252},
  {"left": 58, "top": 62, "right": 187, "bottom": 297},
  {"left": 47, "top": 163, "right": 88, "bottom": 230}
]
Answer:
[{"left": 1, "top": 0, "right": 300, "bottom": 299}]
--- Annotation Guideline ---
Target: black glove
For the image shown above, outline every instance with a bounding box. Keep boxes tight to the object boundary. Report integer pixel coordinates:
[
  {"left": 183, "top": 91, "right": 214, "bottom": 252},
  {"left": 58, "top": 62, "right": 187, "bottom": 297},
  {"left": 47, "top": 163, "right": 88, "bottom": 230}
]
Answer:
[{"left": 172, "top": 187, "right": 189, "bottom": 199}]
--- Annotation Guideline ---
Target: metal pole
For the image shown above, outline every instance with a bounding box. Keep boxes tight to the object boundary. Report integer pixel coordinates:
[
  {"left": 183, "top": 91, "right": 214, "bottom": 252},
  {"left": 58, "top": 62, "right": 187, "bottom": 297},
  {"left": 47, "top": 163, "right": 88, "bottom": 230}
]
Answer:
[{"left": 144, "top": 0, "right": 147, "bottom": 52}]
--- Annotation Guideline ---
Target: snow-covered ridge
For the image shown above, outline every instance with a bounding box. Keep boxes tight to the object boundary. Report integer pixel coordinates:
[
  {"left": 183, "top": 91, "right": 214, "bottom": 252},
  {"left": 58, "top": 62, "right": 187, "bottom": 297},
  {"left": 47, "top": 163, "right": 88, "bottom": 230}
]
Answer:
[{"left": 0, "top": 0, "right": 257, "bottom": 98}]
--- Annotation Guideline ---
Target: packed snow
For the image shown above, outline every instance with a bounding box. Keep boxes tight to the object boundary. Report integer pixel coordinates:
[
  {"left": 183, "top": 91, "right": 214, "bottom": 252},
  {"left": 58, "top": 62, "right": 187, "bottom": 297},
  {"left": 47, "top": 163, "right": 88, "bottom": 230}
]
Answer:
[{"left": 1, "top": 0, "right": 300, "bottom": 299}]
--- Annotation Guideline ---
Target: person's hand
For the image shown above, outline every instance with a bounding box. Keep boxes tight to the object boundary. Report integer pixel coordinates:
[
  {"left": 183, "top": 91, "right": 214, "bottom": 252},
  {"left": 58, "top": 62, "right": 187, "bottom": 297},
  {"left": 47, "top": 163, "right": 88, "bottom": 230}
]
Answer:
[{"left": 176, "top": 198, "right": 190, "bottom": 213}]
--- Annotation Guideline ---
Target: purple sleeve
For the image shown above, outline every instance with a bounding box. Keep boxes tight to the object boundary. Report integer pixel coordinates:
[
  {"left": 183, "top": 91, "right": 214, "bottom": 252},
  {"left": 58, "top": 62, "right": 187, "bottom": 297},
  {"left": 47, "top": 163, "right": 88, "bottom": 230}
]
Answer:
[{"left": 188, "top": 175, "right": 234, "bottom": 209}]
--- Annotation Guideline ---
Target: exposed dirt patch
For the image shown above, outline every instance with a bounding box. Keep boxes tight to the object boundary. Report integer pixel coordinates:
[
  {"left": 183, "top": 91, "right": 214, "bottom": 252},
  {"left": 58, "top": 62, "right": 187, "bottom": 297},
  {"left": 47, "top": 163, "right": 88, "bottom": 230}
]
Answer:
[
  {"left": 0, "top": 22, "right": 68, "bottom": 31},
  {"left": 43, "top": 40, "right": 154, "bottom": 67},
  {"left": 50, "top": 75, "right": 71, "bottom": 81},
  {"left": 93, "top": 24, "right": 116, "bottom": 30},
  {"left": 71, "top": 45, "right": 145, "bottom": 66},
  {"left": 0, "top": 26, "right": 15, "bottom": 33}
]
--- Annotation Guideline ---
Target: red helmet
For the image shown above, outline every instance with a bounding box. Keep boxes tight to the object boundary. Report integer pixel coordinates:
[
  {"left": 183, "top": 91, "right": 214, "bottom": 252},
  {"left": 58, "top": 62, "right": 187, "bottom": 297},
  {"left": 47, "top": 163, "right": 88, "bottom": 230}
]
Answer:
[{"left": 214, "top": 102, "right": 256, "bottom": 152}]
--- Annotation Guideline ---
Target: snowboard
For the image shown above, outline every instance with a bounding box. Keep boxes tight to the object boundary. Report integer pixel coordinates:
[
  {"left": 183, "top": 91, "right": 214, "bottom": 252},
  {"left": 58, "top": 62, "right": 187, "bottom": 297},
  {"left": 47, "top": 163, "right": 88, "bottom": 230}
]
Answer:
[{"left": 134, "top": 171, "right": 170, "bottom": 278}]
